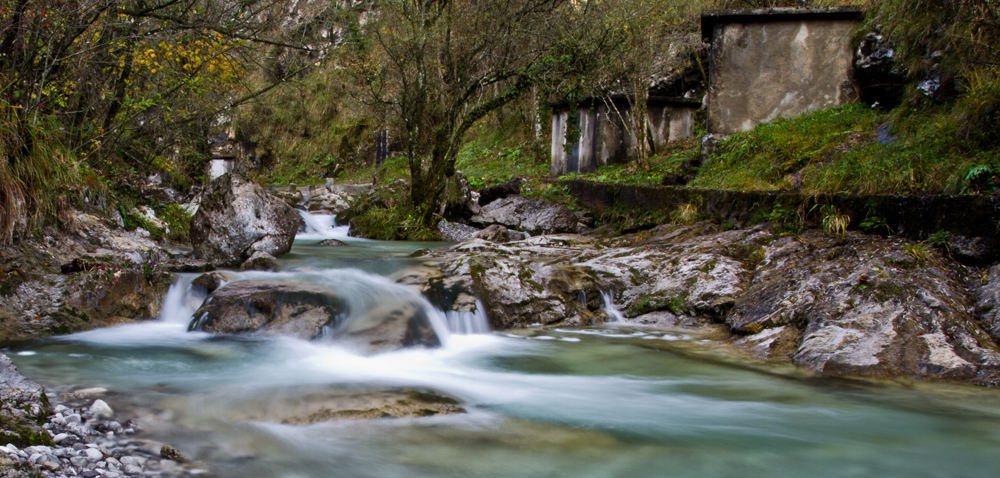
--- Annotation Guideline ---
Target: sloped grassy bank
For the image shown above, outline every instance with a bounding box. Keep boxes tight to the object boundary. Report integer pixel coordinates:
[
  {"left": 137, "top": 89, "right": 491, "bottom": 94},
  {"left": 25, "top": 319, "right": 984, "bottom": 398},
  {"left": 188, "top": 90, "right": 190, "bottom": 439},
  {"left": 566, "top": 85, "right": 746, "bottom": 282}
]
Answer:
[{"left": 563, "top": 179, "right": 1000, "bottom": 265}]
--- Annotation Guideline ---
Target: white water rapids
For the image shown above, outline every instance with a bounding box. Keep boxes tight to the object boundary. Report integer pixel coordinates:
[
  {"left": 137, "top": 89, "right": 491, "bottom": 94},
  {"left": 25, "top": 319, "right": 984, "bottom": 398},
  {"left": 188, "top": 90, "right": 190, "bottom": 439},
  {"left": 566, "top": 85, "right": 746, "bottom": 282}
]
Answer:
[{"left": 8, "top": 224, "right": 1000, "bottom": 478}]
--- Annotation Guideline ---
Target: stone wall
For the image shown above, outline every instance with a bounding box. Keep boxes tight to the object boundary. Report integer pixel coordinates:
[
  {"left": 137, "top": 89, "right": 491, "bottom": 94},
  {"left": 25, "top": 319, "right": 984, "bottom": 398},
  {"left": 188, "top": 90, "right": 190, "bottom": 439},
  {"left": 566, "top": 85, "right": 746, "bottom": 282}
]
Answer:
[{"left": 703, "top": 7, "right": 862, "bottom": 134}]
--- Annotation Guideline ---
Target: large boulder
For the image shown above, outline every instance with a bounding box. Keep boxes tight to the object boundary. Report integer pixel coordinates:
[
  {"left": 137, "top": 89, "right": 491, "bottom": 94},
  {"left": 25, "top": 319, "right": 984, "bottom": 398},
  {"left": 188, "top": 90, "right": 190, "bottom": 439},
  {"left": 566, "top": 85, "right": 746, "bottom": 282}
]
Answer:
[
  {"left": 189, "top": 280, "right": 348, "bottom": 339},
  {"left": 478, "top": 177, "right": 523, "bottom": 206},
  {"left": 189, "top": 279, "right": 443, "bottom": 354},
  {"left": 190, "top": 173, "right": 300, "bottom": 267},
  {"left": 470, "top": 195, "right": 579, "bottom": 235},
  {"left": 61, "top": 268, "right": 170, "bottom": 329}
]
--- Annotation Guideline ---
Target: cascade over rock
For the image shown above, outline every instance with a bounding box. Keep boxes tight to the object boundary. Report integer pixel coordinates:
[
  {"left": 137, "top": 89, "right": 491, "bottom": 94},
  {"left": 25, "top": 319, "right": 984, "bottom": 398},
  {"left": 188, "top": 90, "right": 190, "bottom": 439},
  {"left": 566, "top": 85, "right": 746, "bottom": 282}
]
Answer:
[
  {"left": 416, "top": 223, "right": 1000, "bottom": 385},
  {"left": 190, "top": 173, "right": 299, "bottom": 267},
  {"left": 189, "top": 280, "right": 348, "bottom": 339},
  {"left": 189, "top": 278, "right": 442, "bottom": 354}
]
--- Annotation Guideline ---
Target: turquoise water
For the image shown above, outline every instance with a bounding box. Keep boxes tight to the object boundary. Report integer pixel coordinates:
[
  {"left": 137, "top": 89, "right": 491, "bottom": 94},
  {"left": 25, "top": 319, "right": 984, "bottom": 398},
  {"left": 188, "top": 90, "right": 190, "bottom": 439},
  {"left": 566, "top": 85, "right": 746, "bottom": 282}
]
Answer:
[{"left": 7, "top": 216, "right": 1000, "bottom": 477}]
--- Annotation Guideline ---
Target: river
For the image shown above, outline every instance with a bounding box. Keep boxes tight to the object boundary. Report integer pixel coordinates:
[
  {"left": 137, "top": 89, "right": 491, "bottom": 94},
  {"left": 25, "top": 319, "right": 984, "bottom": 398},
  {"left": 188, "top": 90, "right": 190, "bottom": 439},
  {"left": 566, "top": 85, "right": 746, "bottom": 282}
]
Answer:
[{"left": 7, "top": 214, "right": 1000, "bottom": 477}]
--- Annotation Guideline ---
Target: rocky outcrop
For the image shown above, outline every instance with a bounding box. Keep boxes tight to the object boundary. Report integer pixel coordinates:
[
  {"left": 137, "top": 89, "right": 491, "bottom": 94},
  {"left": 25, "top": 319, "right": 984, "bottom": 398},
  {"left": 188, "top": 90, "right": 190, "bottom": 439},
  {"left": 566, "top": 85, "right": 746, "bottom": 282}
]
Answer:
[
  {"left": 416, "top": 223, "right": 1000, "bottom": 385},
  {"left": 728, "top": 233, "right": 1000, "bottom": 382},
  {"left": 0, "top": 354, "right": 51, "bottom": 448},
  {"left": 190, "top": 173, "right": 299, "bottom": 267},
  {"left": 189, "top": 279, "right": 442, "bottom": 354},
  {"left": 478, "top": 177, "right": 523, "bottom": 206},
  {"left": 61, "top": 268, "right": 170, "bottom": 329},
  {"left": 470, "top": 195, "right": 580, "bottom": 235},
  {"left": 0, "top": 213, "right": 175, "bottom": 342}
]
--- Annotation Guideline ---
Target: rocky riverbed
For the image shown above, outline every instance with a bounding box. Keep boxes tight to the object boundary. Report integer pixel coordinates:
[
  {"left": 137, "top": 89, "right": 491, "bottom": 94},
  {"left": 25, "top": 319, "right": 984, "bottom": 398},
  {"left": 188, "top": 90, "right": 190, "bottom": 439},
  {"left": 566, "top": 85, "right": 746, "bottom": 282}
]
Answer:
[
  {"left": 0, "top": 354, "right": 197, "bottom": 478},
  {"left": 406, "top": 222, "right": 1000, "bottom": 386}
]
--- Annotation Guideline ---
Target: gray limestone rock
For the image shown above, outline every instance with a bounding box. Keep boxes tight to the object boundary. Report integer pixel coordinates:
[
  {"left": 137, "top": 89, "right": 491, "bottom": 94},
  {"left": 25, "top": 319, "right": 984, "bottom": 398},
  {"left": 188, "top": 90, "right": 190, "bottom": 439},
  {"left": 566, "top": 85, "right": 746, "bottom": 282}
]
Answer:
[{"left": 190, "top": 173, "right": 300, "bottom": 267}]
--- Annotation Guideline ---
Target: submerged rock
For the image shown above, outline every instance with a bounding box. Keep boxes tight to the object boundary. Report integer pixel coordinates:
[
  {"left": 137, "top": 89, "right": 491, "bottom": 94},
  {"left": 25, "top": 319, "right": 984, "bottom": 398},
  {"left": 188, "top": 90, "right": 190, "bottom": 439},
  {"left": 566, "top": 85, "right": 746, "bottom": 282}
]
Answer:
[
  {"left": 220, "top": 387, "right": 464, "bottom": 424},
  {"left": 333, "top": 300, "right": 441, "bottom": 355},
  {"left": 190, "top": 173, "right": 299, "bottom": 267}
]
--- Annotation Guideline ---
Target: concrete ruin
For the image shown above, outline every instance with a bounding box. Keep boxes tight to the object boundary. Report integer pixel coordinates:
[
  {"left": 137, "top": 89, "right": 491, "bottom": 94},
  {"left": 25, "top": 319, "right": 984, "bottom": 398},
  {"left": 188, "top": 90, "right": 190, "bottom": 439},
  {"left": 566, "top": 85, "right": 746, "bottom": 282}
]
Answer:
[
  {"left": 550, "top": 96, "right": 700, "bottom": 175},
  {"left": 702, "top": 7, "right": 863, "bottom": 135}
]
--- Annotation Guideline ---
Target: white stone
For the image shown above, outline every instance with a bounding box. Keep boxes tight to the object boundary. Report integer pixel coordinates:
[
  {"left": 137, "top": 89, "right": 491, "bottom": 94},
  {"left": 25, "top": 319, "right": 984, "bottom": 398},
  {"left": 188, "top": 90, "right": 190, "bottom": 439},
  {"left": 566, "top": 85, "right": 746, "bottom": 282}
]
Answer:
[
  {"left": 90, "top": 399, "right": 113, "bottom": 418},
  {"left": 52, "top": 433, "right": 70, "bottom": 444},
  {"left": 84, "top": 447, "right": 104, "bottom": 461}
]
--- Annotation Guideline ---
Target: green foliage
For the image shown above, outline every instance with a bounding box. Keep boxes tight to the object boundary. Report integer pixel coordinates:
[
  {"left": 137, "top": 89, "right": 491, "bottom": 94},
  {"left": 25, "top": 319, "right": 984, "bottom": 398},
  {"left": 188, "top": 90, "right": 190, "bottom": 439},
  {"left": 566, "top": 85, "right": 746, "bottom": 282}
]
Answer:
[
  {"left": 817, "top": 205, "right": 850, "bottom": 236},
  {"left": 904, "top": 242, "right": 932, "bottom": 264},
  {"left": 753, "top": 203, "right": 803, "bottom": 234},
  {"left": 350, "top": 206, "right": 442, "bottom": 241},
  {"left": 153, "top": 203, "right": 192, "bottom": 242},
  {"left": 691, "top": 103, "right": 1000, "bottom": 195},
  {"left": 0, "top": 103, "right": 88, "bottom": 244}
]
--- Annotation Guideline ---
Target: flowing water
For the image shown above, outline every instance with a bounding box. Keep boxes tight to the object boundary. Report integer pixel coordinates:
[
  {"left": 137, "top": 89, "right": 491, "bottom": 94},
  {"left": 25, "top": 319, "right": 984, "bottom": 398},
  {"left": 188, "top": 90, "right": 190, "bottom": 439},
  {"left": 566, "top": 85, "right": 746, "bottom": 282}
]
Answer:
[{"left": 7, "top": 213, "right": 1000, "bottom": 477}]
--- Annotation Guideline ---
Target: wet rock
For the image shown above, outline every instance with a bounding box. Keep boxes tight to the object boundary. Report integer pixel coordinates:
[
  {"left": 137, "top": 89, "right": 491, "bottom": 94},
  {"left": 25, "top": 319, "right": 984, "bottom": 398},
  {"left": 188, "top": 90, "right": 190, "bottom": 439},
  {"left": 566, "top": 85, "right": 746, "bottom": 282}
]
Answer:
[
  {"left": 470, "top": 195, "right": 577, "bottom": 235},
  {"left": 474, "top": 225, "right": 512, "bottom": 243},
  {"left": 334, "top": 300, "right": 442, "bottom": 355},
  {"left": 222, "top": 387, "right": 464, "bottom": 424},
  {"left": 190, "top": 173, "right": 300, "bottom": 267},
  {"left": 190, "top": 271, "right": 235, "bottom": 295},
  {"left": 159, "top": 445, "right": 187, "bottom": 463},
  {"left": 61, "top": 268, "right": 168, "bottom": 328},
  {"left": 89, "top": 400, "right": 113, "bottom": 418},
  {"left": 0, "top": 354, "right": 52, "bottom": 448},
  {"left": 478, "top": 177, "right": 523, "bottom": 206},
  {"left": 437, "top": 221, "right": 480, "bottom": 242},
  {"left": 190, "top": 280, "right": 348, "bottom": 339},
  {"left": 305, "top": 190, "right": 354, "bottom": 216},
  {"left": 316, "top": 239, "right": 348, "bottom": 247},
  {"left": 239, "top": 251, "right": 280, "bottom": 272},
  {"left": 947, "top": 234, "right": 996, "bottom": 265},
  {"left": 728, "top": 232, "right": 1000, "bottom": 382}
]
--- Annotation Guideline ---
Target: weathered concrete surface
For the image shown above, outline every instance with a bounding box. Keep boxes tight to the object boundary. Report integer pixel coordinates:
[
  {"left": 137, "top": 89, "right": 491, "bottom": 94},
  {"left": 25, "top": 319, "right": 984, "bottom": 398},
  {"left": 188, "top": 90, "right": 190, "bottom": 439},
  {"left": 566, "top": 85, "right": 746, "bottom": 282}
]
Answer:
[
  {"left": 551, "top": 97, "right": 700, "bottom": 174},
  {"left": 563, "top": 180, "right": 1000, "bottom": 265},
  {"left": 703, "top": 8, "right": 862, "bottom": 134},
  {"left": 190, "top": 173, "right": 300, "bottom": 267}
]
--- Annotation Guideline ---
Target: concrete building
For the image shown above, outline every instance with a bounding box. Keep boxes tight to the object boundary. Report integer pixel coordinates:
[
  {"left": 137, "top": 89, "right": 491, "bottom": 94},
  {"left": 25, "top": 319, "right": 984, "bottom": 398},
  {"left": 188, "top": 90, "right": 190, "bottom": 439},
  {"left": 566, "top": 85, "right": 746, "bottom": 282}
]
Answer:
[
  {"left": 550, "top": 95, "right": 700, "bottom": 175},
  {"left": 702, "top": 7, "right": 863, "bottom": 135}
]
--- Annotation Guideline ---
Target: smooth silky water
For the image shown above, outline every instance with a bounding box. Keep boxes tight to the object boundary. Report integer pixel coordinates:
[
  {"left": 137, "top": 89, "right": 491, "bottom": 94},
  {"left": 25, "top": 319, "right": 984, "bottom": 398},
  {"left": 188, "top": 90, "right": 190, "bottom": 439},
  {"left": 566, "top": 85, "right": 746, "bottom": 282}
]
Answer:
[{"left": 7, "top": 213, "right": 1000, "bottom": 477}]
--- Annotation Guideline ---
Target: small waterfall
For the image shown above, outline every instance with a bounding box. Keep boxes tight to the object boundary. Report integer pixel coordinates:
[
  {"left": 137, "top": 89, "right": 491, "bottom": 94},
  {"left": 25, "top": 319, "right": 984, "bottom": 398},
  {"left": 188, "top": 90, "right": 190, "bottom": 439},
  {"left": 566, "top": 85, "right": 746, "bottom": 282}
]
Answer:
[
  {"left": 444, "top": 300, "right": 491, "bottom": 334},
  {"left": 297, "top": 209, "right": 351, "bottom": 240},
  {"left": 158, "top": 274, "right": 208, "bottom": 325},
  {"left": 601, "top": 291, "right": 624, "bottom": 322}
]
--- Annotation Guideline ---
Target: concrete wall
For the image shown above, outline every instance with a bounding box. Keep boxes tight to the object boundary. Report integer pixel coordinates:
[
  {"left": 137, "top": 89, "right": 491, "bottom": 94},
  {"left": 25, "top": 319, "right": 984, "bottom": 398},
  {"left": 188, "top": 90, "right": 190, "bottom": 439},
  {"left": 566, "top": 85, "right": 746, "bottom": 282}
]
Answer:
[
  {"left": 551, "top": 99, "right": 698, "bottom": 175},
  {"left": 705, "top": 9, "right": 860, "bottom": 134}
]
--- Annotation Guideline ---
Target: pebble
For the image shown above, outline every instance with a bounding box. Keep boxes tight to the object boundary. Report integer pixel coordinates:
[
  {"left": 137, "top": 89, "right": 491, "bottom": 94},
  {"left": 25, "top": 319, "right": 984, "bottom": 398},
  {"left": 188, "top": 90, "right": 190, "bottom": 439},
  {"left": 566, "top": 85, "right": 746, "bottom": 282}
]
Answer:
[
  {"left": 2, "top": 395, "right": 196, "bottom": 478},
  {"left": 90, "top": 399, "right": 113, "bottom": 418}
]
